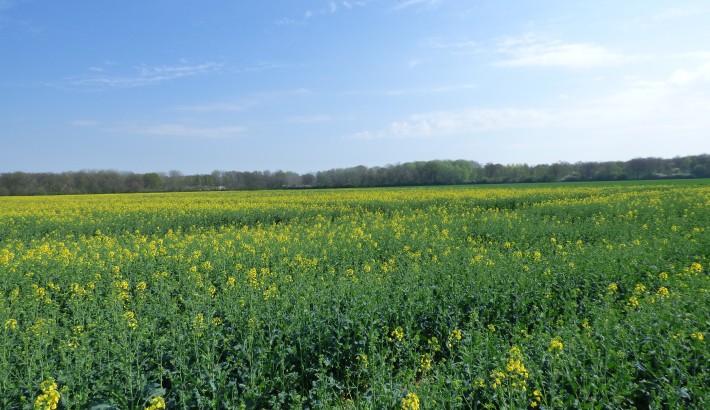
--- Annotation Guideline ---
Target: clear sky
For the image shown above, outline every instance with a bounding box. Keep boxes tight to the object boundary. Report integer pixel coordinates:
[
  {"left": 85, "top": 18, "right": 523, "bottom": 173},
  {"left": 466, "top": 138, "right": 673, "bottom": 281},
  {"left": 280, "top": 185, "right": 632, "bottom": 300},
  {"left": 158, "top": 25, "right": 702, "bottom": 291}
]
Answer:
[{"left": 2, "top": 0, "right": 709, "bottom": 174}]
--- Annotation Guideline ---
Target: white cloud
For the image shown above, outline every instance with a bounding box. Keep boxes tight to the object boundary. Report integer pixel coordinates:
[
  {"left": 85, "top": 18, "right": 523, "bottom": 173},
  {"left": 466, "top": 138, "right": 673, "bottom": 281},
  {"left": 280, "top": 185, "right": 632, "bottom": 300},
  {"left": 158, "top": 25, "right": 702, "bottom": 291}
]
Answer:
[
  {"left": 651, "top": 5, "right": 710, "bottom": 21},
  {"left": 495, "top": 33, "right": 626, "bottom": 68},
  {"left": 425, "top": 38, "right": 481, "bottom": 54},
  {"left": 69, "top": 120, "right": 98, "bottom": 127},
  {"left": 237, "top": 60, "right": 289, "bottom": 73},
  {"left": 112, "top": 123, "right": 246, "bottom": 139},
  {"left": 393, "top": 0, "right": 442, "bottom": 11},
  {"left": 285, "top": 114, "right": 332, "bottom": 124},
  {"left": 668, "top": 63, "right": 710, "bottom": 86},
  {"left": 174, "top": 102, "right": 250, "bottom": 113},
  {"left": 678, "top": 51, "right": 710, "bottom": 60},
  {"left": 347, "top": 62, "right": 710, "bottom": 144},
  {"left": 347, "top": 107, "right": 553, "bottom": 139},
  {"left": 276, "top": 1, "right": 359, "bottom": 26},
  {"left": 68, "top": 62, "right": 222, "bottom": 89},
  {"left": 345, "top": 83, "right": 476, "bottom": 96}
]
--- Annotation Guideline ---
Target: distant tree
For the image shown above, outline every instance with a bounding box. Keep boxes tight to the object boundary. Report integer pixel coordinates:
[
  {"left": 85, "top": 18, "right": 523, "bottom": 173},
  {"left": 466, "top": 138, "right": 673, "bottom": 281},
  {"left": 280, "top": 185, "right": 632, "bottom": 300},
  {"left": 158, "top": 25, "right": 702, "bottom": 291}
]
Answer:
[
  {"left": 692, "top": 164, "right": 710, "bottom": 178},
  {"left": 1, "top": 154, "right": 709, "bottom": 196},
  {"left": 301, "top": 173, "right": 316, "bottom": 186},
  {"left": 483, "top": 163, "right": 505, "bottom": 181},
  {"left": 166, "top": 170, "right": 184, "bottom": 191},
  {"left": 626, "top": 157, "right": 660, "bottom": 179},
  {"left": 143, "top": 173, "right": 163, "bottom": 190},
  {"left": 124, "top": 173, "right": 144, "bottom": 192}
]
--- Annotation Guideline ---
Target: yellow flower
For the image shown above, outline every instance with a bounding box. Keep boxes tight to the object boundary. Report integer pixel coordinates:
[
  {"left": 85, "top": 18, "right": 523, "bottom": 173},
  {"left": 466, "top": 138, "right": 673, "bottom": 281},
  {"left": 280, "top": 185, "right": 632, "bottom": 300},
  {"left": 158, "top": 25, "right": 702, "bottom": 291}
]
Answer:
[
  {"left": 490, "top": 370, "right": 506, "bottom": 389},
  {"left": 390, "top": 326, "right": 404, "bottom": 342},
  {"left": 419, "top": 353, "right": 432, "bottom": 373},
  {"left": 506, "top": 345, "right": 529, "bottom": 380},
  {"left": 448, "top": 328, "right": 463, "bottom": 348},
  {"left": 691, "top": 332, "right": 704, "bottom": 341},
  {"left": 549, "top": 338, "right": 564, "bottom": 354},
  {"left": 124, "top": 311, "right": 138, "bottom": 330},
  {"left": 656, "top": 287, "right": 670, "bottom": 298},
  {"left": 4, "top": 318, "right": 17, "bottom": 330},
  {"left": 607, "top": 283, "right": 618, "bottom": 294},
  {"left": 356, "top": 353, "right": 369, "bottom": 368},
  {"left": 192, "top": 313, "right": 205, "bottom": 331},
  {"left": 634, "top": 283, "right": 646, "bottom": 294},
  {"left": 35, "top": 378, "right": 60, "bottom": 410},
  {"left": 627, "top": 296, "right": 640, "bottom": 308},
  {"left": 145, "top": 396, "right": 166, "bottom": 410},
  {"left": 401, "top": 392, "right": 420, "bottom": 410}
]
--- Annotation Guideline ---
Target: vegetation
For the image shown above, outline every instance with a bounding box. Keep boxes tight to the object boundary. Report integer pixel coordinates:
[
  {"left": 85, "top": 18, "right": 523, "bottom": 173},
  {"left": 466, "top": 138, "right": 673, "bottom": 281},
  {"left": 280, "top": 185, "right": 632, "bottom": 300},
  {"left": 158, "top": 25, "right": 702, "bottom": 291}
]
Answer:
[
  {"left": 1, "top": 181, "right": 708, "bottom": 409},
  {"left": 1, "top": 154, "right": 709, "bottom": 195}
]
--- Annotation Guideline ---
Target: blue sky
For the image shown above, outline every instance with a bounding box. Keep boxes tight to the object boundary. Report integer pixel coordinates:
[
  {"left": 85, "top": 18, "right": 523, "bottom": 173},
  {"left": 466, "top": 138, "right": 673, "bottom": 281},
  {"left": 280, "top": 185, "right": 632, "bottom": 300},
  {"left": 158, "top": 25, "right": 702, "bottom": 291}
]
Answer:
[{"left": 1, "top": 0, "right": 709, "bottom": 174}]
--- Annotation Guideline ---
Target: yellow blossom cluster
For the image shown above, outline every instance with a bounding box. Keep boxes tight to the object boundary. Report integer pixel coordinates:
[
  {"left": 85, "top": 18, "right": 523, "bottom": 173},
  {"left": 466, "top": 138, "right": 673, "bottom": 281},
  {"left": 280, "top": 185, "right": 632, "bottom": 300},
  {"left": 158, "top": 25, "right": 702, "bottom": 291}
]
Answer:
[
  {"left": 145, "top": 396, "right": 166, "bottom": 410},
  {"left": 401, "top": 392, "right": 420, "bottom": 410},
  {"left": 491, "top": 345, "right": 529, "bottom": 391},
  {"left": 549, "top": 338, "right": 564, "bottom": 354},
  {"left": 390, "top": 326, "right": 405, "bottom": 342},
  {"left": 34, "top": 378, "right": 60, "bottom": 410}
]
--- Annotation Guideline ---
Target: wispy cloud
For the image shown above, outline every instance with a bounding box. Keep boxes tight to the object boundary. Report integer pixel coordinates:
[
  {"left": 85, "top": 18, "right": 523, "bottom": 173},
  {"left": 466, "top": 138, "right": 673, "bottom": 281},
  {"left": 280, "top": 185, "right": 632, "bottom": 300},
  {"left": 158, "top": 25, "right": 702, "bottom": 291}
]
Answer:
[
  {"left": 236, "top": 60, "right": 291, "bottom": 73},
  {"left": 276, "top": 1, "right": 368, "bottom": 25},
  {"left": 347, "top": 62, "right": 710, "bottom": 142},
  {"left": 110, "top": 123, "right": 246, "bottom": 139},
  {"left": 495, "top": 33, "right": 626, "bottom": 68},
  {"left": 175, "top": 87, "right": 311, "bottom": 114},
  {"left": 667, "top": 63, "right": 710, "bottom": 86},
  {"left": 0, "top": 0, "right": 43, "bottom": 35},
  {"left": 425, "top": 37, "right": 481, "bottom": 54},
  {"left": 651, "top": 5, "right": 710, "bottom": 21},
  {"left": 0, "top": 0, "right": 17, "bottom": 11},
  {"left": 393, "top": 0, "right": 442, "bottom": 11},
  {"left": 345, "top": 83, "right": 476, "bottom": 96},
  {"left": 347, "top": 107, "right": 553, "bottom": 139},
  {"left": 174, "top": 102, "right": 250, "bottom": 113},
  {"left": 68, "top": 61, "right": 222, "bottom": 90},
  {"left": 677, "top": 51, "right": 710, "bottom": 60},
  {"left": 69, "top": 120, "right": 99, "bottom": 127},
  {"left": 285, "top": 114, "right": 332, "bottom": 124}
]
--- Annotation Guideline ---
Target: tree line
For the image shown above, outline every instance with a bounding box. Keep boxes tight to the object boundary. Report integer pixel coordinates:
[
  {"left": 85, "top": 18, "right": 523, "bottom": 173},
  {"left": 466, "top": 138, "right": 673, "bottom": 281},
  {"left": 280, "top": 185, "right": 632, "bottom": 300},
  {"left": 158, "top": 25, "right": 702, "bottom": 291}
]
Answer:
[{"left": 1, "top": 154, "right": 708, "bottom": 196}]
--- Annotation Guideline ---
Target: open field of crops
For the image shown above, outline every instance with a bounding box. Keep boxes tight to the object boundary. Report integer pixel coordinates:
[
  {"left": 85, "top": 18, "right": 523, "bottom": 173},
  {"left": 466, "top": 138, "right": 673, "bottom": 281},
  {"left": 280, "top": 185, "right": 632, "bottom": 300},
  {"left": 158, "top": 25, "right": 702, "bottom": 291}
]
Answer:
[{"left": 1, "top": 181, "right": 708, "bottom": 409}]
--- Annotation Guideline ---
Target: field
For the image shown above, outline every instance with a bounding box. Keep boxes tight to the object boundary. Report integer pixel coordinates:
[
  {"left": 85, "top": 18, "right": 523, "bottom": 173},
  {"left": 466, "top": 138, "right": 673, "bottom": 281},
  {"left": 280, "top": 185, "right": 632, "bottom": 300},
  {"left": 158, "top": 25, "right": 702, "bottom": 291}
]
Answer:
[{"left": 1, "top": 181, "right": 708, "bottom": 409}]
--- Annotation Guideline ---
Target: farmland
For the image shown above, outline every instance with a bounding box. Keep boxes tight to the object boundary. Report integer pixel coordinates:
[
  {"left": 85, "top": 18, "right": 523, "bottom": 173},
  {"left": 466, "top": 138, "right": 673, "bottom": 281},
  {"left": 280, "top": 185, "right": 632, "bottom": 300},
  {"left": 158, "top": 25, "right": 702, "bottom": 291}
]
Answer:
[{"left": 1, "top": 181, "right": 708, "bottom": 409}]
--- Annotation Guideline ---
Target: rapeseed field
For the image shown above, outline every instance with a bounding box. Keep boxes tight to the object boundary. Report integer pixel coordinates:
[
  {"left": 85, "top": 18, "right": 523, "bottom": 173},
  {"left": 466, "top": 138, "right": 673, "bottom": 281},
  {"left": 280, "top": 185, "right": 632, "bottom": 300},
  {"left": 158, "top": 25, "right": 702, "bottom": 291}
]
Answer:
[{"left": 1, "top": 182, "right": 708, "bottom": 409}]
